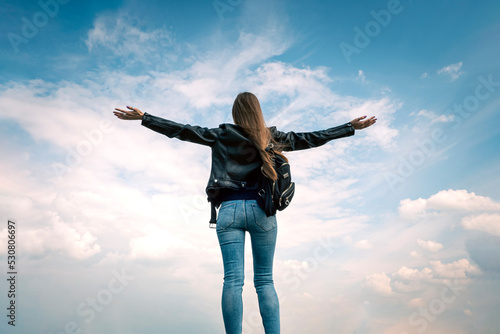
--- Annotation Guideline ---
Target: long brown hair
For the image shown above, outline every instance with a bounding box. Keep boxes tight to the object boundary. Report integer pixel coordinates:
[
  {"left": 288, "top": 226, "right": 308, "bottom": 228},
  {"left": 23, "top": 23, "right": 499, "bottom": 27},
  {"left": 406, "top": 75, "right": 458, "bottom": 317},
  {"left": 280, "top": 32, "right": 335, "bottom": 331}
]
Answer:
[{"left": 232, "top": 92, "right": 288, "bottom": 181}]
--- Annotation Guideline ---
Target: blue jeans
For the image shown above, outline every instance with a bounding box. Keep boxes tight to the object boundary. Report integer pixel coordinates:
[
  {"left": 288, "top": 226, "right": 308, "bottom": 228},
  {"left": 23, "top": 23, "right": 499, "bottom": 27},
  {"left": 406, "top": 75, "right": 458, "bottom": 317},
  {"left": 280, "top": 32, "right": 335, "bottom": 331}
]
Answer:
[{"left": 216, "top": 199, "right": 280, "bottom": 334}]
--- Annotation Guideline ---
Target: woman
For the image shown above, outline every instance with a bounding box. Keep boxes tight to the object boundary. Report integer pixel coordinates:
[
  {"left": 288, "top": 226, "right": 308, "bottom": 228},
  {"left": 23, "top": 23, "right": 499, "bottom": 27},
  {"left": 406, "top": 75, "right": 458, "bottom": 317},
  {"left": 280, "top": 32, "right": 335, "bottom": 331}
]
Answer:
[{"left": 113, "top": 92, "right": 376, "bottom": 334}]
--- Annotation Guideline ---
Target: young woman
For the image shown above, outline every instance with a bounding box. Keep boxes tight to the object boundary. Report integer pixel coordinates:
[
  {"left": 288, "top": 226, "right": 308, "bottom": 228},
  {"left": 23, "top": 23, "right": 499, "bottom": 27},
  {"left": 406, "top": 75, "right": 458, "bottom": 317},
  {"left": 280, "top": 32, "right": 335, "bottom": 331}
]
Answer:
[{"left": 113, "top": 92, "right": 376, "bottom": 334}]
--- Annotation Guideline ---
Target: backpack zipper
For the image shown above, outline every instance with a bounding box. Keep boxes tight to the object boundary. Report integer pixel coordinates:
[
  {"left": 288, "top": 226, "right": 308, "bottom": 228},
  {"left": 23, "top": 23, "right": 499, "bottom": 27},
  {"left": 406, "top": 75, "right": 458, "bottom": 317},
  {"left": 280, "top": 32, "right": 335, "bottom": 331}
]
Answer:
[{"left": 278, "top": 182, "right": 295, "bottom": 207}]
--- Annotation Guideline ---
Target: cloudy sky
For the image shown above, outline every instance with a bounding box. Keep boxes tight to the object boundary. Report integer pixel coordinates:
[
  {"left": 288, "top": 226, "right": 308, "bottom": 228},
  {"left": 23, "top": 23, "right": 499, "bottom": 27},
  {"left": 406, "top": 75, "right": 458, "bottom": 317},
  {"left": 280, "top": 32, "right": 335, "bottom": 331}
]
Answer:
[{"left": 1, "top": 0, "right": 500, "bottom": 333}]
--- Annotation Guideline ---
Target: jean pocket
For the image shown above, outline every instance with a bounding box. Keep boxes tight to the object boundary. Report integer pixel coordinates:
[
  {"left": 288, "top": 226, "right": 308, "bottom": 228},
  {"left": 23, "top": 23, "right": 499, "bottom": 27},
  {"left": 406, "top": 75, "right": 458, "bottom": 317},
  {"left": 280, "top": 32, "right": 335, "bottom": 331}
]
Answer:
[
  {"left": 216, "top": 202, "right": 237, "bottom": 230},
  {"left": 251, "top": 203, "right": 277, "bottom": 232}
]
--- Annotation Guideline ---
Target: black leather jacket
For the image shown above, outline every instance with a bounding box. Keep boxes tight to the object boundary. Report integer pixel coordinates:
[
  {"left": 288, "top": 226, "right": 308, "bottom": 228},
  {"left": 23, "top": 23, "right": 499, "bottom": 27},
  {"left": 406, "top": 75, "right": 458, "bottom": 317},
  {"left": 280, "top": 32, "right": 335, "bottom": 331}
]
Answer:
[{"left": 141, "top": 113, "right": 355, "bottom": 223}]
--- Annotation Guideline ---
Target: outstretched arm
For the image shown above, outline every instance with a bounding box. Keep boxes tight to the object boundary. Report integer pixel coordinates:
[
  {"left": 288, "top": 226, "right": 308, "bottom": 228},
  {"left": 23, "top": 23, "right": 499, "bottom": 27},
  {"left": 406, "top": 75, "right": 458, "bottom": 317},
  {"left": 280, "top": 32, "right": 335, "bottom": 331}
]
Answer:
[
  {"left": 271, "top": 115, "right": 377, "bottom": 151},
  {"left": 113, "top": 106, "right": 144, "bottom": 120},
  {"left": 112, "top": 106, "right": 219, "bottom": 147}
]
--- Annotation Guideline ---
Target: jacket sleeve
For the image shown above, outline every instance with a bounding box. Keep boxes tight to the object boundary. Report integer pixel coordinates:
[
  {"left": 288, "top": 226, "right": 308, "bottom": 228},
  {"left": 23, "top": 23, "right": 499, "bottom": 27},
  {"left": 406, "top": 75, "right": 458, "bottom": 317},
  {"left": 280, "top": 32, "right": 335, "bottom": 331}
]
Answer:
[
  {"left": 141, "top": 113, "right": 219, "bottom": 147},
  {"left": 270, "top": 122, "right": 355, "bottom": 151}
]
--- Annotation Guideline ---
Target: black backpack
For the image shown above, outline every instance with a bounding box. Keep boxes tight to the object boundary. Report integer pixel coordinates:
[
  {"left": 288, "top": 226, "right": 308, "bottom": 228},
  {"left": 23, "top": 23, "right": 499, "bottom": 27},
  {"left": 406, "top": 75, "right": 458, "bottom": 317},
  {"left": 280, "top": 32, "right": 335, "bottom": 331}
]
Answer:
[{"left": 258, "top": 144, "right": 295, "bottom": 216}]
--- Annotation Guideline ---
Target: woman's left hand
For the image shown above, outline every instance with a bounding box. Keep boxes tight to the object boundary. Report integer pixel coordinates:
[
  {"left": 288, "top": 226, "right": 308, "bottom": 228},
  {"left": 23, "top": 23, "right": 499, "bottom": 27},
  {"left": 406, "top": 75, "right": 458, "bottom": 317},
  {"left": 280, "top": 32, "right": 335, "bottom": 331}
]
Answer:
[{"left": 113, "top": 106, "right": 144, "bottom": 120}]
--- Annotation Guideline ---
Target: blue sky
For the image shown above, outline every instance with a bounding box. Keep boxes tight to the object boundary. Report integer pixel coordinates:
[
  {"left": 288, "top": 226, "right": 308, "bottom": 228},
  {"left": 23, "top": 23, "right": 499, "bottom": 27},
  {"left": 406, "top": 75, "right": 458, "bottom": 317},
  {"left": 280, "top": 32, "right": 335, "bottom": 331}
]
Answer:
[{"left": 1, "top": 0, "right": 500, "bottom": 333}]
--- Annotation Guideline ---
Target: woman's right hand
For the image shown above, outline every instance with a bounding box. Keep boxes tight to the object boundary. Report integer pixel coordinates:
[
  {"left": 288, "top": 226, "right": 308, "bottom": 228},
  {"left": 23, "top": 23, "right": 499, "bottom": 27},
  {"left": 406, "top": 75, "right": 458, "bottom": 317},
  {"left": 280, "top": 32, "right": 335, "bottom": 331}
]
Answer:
[
  {"left": 350, "top": 115, "right": 377, "bottom": 130},
  {"left": 113, "top": 106, "right": 144, "bottom": 120}
]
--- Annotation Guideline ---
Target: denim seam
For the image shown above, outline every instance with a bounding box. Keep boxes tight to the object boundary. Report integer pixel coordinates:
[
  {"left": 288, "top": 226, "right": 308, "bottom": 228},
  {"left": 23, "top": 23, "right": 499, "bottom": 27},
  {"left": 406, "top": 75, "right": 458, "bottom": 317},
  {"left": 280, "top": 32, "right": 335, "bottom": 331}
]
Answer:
[
  {"left": 252, "top": 203, "right": 276, "bottom": 232},
  {"left": 217, "top": 202, "right": 237, "bottom": 230},
  {"left": 244, "top": 200, "right": 248, "bottom": 230}
]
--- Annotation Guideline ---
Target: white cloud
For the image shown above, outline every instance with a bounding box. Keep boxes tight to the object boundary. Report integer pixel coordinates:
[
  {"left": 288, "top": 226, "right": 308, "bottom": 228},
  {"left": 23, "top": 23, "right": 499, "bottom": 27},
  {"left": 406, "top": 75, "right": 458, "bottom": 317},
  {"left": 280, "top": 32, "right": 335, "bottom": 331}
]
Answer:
[
  {"left": 358, "top": 70, "right": 366, "bottom": 83},
  {"left": 462, "top": 213, "right": 500, "bottom": 236},
  {"left": 398, "top": 189, "right": 500, "bottom": 220},
  {"left": 437, "top": 61, "right": 464, "bottom": 81},
  {"left": 427, "top": 189, "right": 500, "bottom": 211},
  {"left": 129, "top": 227, "right": 197, "bottom": 259},
  {"left": 0, "top": 212, "right": 100, "bottom": 259},
  {"left": 171, "top": 33, "right": 292, "bottom": 110},
  {"left": 365, "top": 272, "right": 392, "bottom": 295},
  {"left": 0, "top": 81, "right": 116, "bottom": 148},
  {"left": 85, "top": 12, "right": 175, "bottom": 65},
  {"left": 412, "top": 109, "right": 454, "bottom": 124},
  {"left": 408, "top": 297, "right": 426, "bottom": 308},
  {"left": 430, "top": 259, "right": 480, "bottom": 278},
  {"left": 392, "top": 280, "right": 422, "bottom": 293},
  {"left": 417, "top": 238, "right": 444, "bottom": 252},
  {"left": 282, "top": 259, "right": 310, "bottom": 271},
  {"left": 394, "top": 266, "right": 433, "bottom": 281},
  {"left": 399, "top": 197, "right": 427, "bottom": 220},
  {"left": 410, "top": 251, "right": 420, "bottom": 258},
  {"left": 354, "top": 239, "right": 372, "bottom": 249}
]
